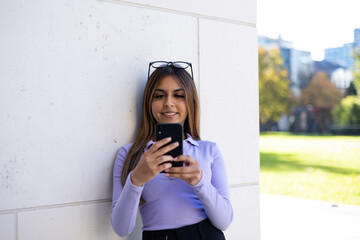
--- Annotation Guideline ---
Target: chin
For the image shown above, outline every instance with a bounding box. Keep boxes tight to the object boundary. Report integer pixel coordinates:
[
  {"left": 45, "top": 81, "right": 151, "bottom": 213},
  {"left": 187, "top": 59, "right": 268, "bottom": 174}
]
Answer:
[{"left": 161, "top": 119, "right": 181, "bottom": 124}]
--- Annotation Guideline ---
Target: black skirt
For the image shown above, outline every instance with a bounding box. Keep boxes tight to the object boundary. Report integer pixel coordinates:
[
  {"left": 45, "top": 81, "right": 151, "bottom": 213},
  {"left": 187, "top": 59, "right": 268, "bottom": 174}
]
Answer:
[{"left": 142, "top": 219, "right": 226, "bottom": 240}]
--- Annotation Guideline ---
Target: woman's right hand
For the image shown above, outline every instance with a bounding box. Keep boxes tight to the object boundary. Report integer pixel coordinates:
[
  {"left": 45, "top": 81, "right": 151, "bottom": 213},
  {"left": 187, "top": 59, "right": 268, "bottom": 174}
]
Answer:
[{"left": 130, "top": 137, "right": 178, "bottom": 186}]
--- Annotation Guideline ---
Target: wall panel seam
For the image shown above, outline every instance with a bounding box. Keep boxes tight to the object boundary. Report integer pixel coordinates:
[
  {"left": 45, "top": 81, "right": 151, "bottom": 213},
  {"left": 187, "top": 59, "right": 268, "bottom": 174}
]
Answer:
[
  {"left": 0, "top": 198, "right": 111, "bottom": 215},
  {"left": 229, "top": 182, "right": 259, "bottom": 188},
  {"left": 99, "top": 0, "right": 256, "bottom": 27},
  {"left": 15, "top": 212, "right": 18, "bottom": 240}
]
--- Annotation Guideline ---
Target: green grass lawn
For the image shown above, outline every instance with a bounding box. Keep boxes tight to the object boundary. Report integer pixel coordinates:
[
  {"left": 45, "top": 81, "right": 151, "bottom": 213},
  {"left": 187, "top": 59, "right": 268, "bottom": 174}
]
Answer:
[{"left": 260, "top": 132, "right": 360, "bottom": 206}]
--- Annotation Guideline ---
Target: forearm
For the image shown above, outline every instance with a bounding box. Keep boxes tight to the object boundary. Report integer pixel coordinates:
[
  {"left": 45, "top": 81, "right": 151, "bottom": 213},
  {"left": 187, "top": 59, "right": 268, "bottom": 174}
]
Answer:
[
  {"left": 192, "top": 173, "right": 233, "bottom": 231},
  {"left": 111, "top": 173, "right": 143, "bottom": 237}
]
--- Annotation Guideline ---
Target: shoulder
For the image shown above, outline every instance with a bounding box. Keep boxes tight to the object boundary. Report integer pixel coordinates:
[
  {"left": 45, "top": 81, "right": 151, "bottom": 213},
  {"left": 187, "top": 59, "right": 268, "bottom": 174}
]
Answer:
[
  {"left": 186, "top": 134, "right": 216, "bottom": 149},
  {"left": 191, "top": 140, "right": 224, "bottom": 167},
  {"left": 120, "top": 143, "right": 133, "bottom": 152},
  {"left": 195, "top": 139, "right": 220, "bottom": 154},
  {"left": 115, "top": 143, "right": 133, "bottom": 164},
  {"left": 196, "top": 139, "right": 216, "bottom": 147}
]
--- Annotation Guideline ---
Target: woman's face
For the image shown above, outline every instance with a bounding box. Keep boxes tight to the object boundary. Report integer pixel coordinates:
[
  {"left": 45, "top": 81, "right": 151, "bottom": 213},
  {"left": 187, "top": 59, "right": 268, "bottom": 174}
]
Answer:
[{"left": 151, "top": 75, "right": 188, "bottom": 125}]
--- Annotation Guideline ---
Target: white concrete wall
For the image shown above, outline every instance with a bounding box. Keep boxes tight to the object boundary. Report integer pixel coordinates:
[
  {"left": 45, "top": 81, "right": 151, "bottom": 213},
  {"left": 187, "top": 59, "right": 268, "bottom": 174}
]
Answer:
[{"left": 0, "top": 0, "right": 259, "bottom": 239}]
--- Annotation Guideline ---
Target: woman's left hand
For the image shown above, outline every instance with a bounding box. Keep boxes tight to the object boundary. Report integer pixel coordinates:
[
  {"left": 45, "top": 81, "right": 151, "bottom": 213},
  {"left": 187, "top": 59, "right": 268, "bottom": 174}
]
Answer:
[{"left": 164, "top": 155, "right": 202, "bottom": 186}]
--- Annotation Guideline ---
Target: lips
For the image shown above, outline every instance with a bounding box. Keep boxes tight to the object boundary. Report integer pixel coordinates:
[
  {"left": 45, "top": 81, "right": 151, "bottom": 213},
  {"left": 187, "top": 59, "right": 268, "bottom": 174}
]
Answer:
[{"left": 162, "top": 112, "right": 177, "bottom": 117}]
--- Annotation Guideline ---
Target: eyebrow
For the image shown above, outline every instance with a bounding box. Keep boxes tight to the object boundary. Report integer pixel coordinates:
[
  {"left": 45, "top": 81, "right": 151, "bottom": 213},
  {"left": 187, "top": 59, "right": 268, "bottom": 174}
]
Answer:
[{"left": 154, "top": 88, "right": 185, "bottom": 92}]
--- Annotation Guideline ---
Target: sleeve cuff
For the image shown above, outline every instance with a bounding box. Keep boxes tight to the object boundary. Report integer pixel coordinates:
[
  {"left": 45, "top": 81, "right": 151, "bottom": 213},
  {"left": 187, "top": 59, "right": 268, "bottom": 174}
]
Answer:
[
  {"left": 127, "top": 171, "right": 144, "bottom": 189},
  {"left": 191, "top": 170, "right": 206, "bottom": 192}
]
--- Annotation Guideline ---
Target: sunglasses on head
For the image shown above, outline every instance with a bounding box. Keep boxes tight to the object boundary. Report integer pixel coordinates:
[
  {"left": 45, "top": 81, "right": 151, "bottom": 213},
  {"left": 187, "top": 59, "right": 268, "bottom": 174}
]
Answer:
[{"left": 148, "top": 61, "right": 193, "bottom": 81}]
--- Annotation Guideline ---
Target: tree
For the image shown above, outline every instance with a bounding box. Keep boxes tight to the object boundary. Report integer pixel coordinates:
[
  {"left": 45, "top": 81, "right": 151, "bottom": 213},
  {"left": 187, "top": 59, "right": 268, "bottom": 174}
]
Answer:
[
  {"left": 332, "top": 96, "right": 360, "bottom": 125},
  {"left": 300, "top": 72, "right": 342, "bottom": 133},
  {"left": 345, "top": 81, "right": 357, "bottom": 96},
  {"left": 331, "top": 45, "right": 360, "bottom": 131},
  {"left": 352, "top": 45, "right": 360, "bottom": 93},
  {"left": 258, "top": 46, "right": 292, "bottom": 128},
  {"left": 333, "top": 47, "right": 360, "bottom": 128},
  {"left": 300, "top": 72, "right": 342, "bottom": 108}
]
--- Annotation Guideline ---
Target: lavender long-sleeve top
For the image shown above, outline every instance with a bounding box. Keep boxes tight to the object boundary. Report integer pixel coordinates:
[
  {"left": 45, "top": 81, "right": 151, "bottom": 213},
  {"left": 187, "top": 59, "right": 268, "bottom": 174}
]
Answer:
[{"left": 111, "top": 134, "right": 233, "bottom": 237}]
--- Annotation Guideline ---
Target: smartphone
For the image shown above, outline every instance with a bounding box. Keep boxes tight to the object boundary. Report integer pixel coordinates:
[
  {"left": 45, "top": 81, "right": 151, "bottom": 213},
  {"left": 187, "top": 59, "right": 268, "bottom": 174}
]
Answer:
[{"left": 155, "top": 123, "right": 184, "bottom": 167}]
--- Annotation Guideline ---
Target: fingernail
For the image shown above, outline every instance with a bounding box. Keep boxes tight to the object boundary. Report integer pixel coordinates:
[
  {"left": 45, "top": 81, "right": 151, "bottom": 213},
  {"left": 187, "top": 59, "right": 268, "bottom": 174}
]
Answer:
[
  {"left": 165, "top": 173, "right": 170, "bottom": 177},
  {"left": 167, "top": 137, "right": 171, "bottom": 140}
]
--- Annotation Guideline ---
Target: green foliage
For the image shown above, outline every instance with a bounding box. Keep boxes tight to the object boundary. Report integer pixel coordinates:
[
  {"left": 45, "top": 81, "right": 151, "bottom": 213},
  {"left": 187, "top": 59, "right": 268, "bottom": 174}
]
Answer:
[
  {"left": 330, "top": 45, "right": 360, "bottom": 129},
  {"left": 352, "top": 46, "right": 360, "bottom": 93},
  {"left": 258, "top": 46, "right": 292, "bottom": 124},
  {"left": 346, "top": 81, "right": 357, "bottom": 96},
  {"left": 332, "top": 96, "right": 360, "bottom": 125}
]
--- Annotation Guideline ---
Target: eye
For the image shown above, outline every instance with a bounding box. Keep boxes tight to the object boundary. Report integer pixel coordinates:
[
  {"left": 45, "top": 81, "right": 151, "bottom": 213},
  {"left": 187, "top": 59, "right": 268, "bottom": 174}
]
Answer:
[
  {"left": 174, "top": 94, "right": 185, "bottom": 98},
  {"left": 154, "top": 94, "right": 164, "bottom": 99}
]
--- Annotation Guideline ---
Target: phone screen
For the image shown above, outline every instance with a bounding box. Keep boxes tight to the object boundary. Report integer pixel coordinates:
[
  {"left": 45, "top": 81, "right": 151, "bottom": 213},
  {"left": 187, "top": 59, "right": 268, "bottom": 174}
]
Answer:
[{"left": 155, "top": 123, "right": 183, "bottom": 167}]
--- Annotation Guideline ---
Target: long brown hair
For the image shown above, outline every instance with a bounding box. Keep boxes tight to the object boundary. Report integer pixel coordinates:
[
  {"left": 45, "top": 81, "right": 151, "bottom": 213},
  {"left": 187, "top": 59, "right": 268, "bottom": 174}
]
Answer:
[{"left": 120, "top": 65, "right": 200, "bottom": 187}]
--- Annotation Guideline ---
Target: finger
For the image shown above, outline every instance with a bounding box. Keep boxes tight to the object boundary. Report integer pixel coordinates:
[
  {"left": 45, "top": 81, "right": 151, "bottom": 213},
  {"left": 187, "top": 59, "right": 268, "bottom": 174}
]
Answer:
[
  {"left": 149, "top": 137, "right": 172, "bottom": 153},
  {"left": 165, "top": 167, "right": 202, "bottom": 177},
  {"left": 166, "top": 163, "right": 201, "bottom": 174},
  {"left": 157, "top": 162, "right": 172, "bottom": 173},
  {"left": 175, "top": 155, "right": 196, "bottom": 166},
  {"left": 153, "top": 141, "right": 179, "bottom": 158},
  {"left": 175, "top": 155, "right": 192, "bottom": 162},
  {"left": 166, "top": 165, "right": 186, "bottom": 173},
  {"left": 165, "top": 168, "right": 197, "bottom": 177},
  {"left": 165, "top": 172, "right": 196, "bottom": 179},
  {"left": 155, "top": 155, "right": 174, "bottom": 166}
]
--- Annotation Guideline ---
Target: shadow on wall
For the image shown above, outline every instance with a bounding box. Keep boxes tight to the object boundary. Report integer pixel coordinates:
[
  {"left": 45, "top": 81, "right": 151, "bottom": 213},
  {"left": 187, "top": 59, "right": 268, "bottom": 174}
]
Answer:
[
  {"left": 127, "top": 212, "right": 143, "bottom": 240},
  {"left": 110, "top": 76, "right": 146, "bottom": 239}
]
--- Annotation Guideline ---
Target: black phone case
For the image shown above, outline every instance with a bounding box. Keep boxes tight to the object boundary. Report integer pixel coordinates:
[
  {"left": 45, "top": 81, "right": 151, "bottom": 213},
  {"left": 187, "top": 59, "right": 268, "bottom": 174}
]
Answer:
[{"left": 156, "top": 123, "right": 183, "bottom": 167}]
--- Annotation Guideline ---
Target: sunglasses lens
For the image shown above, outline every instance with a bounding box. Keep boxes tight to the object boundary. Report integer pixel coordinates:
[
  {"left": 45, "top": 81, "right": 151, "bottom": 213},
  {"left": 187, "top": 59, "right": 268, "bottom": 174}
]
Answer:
[
  {"left": 151, "top": 61, "right": 168, "bottom": 68},
  {"left": 172, "top": 62, "right": 190, "bottom": 69},
  {"left": 148, "top": 61, "right": 193, "bottom": 81}
]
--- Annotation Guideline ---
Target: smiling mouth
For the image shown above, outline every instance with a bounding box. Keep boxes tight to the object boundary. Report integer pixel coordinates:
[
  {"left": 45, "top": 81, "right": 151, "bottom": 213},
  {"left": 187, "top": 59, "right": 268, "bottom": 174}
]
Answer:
[{"left": 162, "top": 112, "right": 177, "bottom": 116}]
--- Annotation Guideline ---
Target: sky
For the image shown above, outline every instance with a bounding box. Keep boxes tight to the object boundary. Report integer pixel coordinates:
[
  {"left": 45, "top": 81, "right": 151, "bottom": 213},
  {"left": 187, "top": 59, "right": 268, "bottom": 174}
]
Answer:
[{"left": 257, "top": 0, "right": 360, "bottom": 60}]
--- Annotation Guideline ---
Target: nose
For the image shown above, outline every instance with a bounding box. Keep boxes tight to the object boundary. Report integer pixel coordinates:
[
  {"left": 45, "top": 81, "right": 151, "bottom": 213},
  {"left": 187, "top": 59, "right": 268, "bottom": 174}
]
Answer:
[{"left": 164, "top": 95, "right": 174, "bottom": 108}]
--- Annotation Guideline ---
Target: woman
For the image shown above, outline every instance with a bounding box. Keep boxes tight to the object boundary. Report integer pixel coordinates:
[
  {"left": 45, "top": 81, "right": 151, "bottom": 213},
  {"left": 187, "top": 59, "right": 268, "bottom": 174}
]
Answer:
[{"left": 111, "top": 61, "right": 233, "bottom": 240}]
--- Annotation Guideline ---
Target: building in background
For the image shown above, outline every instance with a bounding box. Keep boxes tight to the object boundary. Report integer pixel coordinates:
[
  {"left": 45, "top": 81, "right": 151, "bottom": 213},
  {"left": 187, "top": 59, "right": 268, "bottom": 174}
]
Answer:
[
  {"left": 290, "top": 49, "right": 313, "bottom": 94},
  {"left": 258, "top": 35, "right": 313, "bottom": 96},
  {"left": 324, "top": 43, "right": 353, "bottom": 69},
  {"left": 313, "top": 60, "right": 352, "bottom": 90},
  {"left": 324, "top": 28, "right": 360, "bottom": 69},
  {"left": 258, "top": 35, "right": 293, "bottom": 77},
  {"left": 259, "top": 29, "right": 359, "bottom": 133},
  {"left": 259, "top": 30, "right": 359, "bottom": 94}
]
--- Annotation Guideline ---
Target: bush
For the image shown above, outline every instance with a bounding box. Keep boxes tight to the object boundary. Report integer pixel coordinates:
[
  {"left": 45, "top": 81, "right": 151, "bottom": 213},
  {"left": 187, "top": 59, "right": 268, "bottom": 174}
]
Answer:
[{"left": 332, "top": 96, "right": 360, "bottom": 125}]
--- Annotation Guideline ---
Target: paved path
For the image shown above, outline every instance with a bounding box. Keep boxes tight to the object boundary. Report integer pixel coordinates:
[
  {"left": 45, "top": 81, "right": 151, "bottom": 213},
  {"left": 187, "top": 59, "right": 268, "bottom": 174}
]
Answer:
[{"left": 260, "top": 194, "right": 360, "bottom": 240}]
